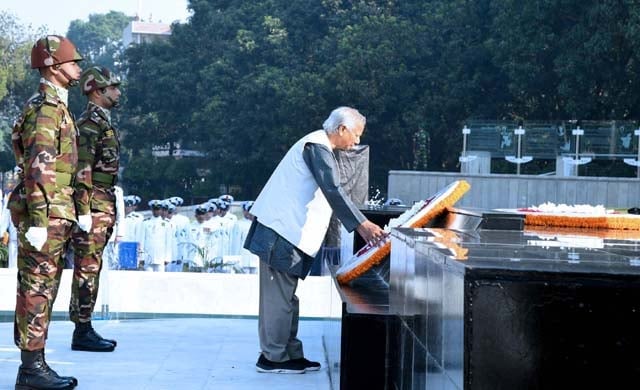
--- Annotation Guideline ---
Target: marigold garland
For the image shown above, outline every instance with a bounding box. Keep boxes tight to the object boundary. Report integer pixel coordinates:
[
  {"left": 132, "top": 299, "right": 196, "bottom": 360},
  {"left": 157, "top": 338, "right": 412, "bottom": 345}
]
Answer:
[
  {"left": 336, "top": 180, "right": 470, "bottom": 284},
  {"left": 335, "top": 242, "right": 391, "bottom": 285},
  {"left": 524, "top": 213, "right": 640, "bottom": 231}
]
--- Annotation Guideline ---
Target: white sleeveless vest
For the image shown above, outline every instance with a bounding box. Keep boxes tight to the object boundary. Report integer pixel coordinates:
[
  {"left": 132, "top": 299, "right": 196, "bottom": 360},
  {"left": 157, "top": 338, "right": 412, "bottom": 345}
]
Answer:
[{"left": 251, "top": 130, "right": 334, "bottom": 257}]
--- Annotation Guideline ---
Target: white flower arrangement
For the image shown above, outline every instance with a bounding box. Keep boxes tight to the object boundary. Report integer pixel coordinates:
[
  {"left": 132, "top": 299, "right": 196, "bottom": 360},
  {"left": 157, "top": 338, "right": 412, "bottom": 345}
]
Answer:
[
  {"left": 530, "top": 202, "right": 610, "bottom": 215},
  {"left": 386, "top": 200, "right": 427, "bottom": 230}
]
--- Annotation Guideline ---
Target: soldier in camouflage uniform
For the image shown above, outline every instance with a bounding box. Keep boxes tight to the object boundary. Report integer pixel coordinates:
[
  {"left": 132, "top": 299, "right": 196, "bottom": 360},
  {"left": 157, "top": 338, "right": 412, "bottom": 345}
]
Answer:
[
  {"left": 68, "top": 66, "right": 122, "bottom": 353},
  {"left": 9, "top": 35, "right": 83, "bottom": 390}
]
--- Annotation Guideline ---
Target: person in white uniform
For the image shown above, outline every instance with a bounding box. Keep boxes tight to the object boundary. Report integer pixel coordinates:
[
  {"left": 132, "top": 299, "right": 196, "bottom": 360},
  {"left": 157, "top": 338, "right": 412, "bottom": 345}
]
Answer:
[
  {"left": 219, "top": 194, "right": 238, "bottom": 224},
  {"left": 175, "top": 204, "right": 209, "bottom": 268},
  {"left": 121, "top": 195, "right": 144, "bottom": 246},
  {"left": 218, "top": 197, "right": 238, "bottom": 224},
  {"left": 141, "top": 200, "right": 174, "bottom": 272},
  {"left": 168, "top": 196, "right": 190, "bottom": 232},
  {"left": 231, "top": 201, "right": 258, "bottom": 273},
  {"left": 119, "top": 195, "right": 144, "bottom": 269},
  {"left": 0, "top": 188, "right": 18, "bottom": 268},
  {"left": 202, "top": 202, "right": 226, "bottom": 264},
  {"left": 102, "top": 186, "right": 126, "bottom": 269},
  {"left": 215, "top": 199, "right": 235, "bottom": 258}
]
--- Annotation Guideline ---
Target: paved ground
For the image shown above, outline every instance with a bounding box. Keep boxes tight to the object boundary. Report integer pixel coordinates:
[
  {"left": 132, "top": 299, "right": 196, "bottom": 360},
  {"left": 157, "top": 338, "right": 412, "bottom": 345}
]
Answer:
[{"left": 0, "top": 318, "right": 331, "bottom": 390}]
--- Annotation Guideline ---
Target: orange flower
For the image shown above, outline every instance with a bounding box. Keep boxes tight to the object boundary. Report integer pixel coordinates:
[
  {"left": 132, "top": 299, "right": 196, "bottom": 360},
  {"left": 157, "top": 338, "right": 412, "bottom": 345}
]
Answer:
[
  {"left": 336, "top": 180, "right": 470, "bottom": 284},
  {"left": 524, "top": 213, "right": 640, "bottom": 231}
]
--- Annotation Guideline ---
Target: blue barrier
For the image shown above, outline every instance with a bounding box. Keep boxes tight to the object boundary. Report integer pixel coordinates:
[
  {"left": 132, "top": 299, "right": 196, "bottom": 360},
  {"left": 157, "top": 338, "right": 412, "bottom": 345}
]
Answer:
[{"left": 118, "top": 242, "right": 138, "bottom": 269}]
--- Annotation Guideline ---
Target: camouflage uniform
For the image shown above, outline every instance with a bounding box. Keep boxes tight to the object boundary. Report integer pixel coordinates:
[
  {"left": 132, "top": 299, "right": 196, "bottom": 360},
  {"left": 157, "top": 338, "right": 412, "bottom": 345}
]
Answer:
[
  {"left": 9, "top": 81, "right": 78, "bottom": 351},
  {"left": 70, "top": 101, "right": 120, "bottom": 323}
]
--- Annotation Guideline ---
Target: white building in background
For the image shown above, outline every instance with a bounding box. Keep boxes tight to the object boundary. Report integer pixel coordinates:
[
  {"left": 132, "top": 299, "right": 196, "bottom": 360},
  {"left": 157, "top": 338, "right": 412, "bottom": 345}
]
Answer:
[{"left": 122, "top": 19, "right": 172, "bottom": 47}]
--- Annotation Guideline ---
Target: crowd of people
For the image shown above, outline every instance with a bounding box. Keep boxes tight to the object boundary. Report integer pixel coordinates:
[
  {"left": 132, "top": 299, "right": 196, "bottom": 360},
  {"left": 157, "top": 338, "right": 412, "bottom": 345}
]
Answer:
[{"left": 115, "top": 194, "right": 258, "bottom": 273}]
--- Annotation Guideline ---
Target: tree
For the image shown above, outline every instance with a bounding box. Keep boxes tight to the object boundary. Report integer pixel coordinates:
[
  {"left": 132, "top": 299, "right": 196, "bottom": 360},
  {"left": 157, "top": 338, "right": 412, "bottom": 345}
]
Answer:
[
  {"left": 66, "top": 11, "right": 131, "bottom": 116},
  {"left": 66, "top": 11, "right": 131, "bottom": 69},
  {"left": 120, "top": 0, "right": 640, "bottom": 201},
  {"left": 0, "top": 12, "right": 45, "bottom": 174}
]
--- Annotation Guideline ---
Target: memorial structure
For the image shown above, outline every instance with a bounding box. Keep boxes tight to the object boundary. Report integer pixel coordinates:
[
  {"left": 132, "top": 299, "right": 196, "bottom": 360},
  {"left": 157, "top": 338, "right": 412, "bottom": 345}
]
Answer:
[{"left": 325, "top": 178, "right": 640, "bottom": 389}]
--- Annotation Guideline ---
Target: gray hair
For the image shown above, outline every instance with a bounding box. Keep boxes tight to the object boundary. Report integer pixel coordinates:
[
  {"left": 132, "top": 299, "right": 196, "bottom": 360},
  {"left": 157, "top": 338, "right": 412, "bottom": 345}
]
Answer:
[{"left": 322, "top": 106, "right": 366, "bottom": 134}]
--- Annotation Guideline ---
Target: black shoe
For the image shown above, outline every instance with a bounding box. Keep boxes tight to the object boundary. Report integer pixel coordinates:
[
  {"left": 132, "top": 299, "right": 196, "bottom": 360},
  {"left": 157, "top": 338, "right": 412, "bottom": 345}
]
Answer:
[
  {"left": 79, "top": 324, "right": 116, "bottom": 347},
  {"left": 71, "top": 322, "right": 116, "bottom": 352},
  {"left": 291, "top": 357, "right": 321, "bottom": 371},
  {"left": 42, "top": 350, "right": 78, "bottom": 386},
  {"left": 89, "top": 327, "right": 117, "bottom": 347},
  {"left": 255, "top": 354, "right": 306, "bottom": 374},
  {"left": 15, "top": 350, "right": 77, "bottom": 390}
]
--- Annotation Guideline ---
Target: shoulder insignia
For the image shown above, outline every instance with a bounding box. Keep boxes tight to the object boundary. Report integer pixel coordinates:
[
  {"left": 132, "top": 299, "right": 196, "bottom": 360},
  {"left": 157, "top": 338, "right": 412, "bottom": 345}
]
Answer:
[
  {"left": 27, "top": 92, "right": 45, "bottom": 106},
  {"left": 23, "top": 92, "right": 49, "bottom": 112},
  {"left": 88, "top": 109, "right": 111, "bottom": 133},
  {"left": 77, "top": 109, "right": 106, "bottom": 132},
  {"left": 76, "top": 112, "right": 97, "bottom": 132},
  {"left": 18, "top": 91, "right": 61, "bottom": 124},
  {"left": 41, "top": 91, "right": 60, "bottom": 107},
  {"left": 90, "top": 110, "right": 105, "bottom": 123}
]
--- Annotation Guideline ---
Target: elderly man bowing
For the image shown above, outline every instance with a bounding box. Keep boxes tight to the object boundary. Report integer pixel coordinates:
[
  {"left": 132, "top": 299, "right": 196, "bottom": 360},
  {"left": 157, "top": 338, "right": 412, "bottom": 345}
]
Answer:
[{"left": 245, "top": 106, "right": 386, "bottom": 374}]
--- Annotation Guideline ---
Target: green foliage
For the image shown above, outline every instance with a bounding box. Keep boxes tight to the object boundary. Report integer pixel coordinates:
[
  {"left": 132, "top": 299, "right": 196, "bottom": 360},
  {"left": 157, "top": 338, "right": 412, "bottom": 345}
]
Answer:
[
  {"left": 65, "top": 11, "right": 131, "bottom": 116},
  {"left": 412, "top": 129, "right": 429, "bottom": 171},
  {"left": 0, "top": 12, "right": 36, "bottom": 102},
  {"left": 119, "top": 151, "right": 204, "bottom": 203},
  {"left": 66, "top": 11, "right": 131, "bottom": 68},
  {"left": 0, "top": 12, "right": 45, "bottom": 175},
  {"left": 6, "top": 2, "right": 640, "bottom": 201},
  {"left": 119, "top": 0, "right": 640, "bottom": 198}
]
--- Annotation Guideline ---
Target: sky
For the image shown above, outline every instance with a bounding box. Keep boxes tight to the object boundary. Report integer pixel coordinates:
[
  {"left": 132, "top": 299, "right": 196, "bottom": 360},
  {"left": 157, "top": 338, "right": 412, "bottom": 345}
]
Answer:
[{"left": 3, "top": 0, "right": 191, "bottom": 35}]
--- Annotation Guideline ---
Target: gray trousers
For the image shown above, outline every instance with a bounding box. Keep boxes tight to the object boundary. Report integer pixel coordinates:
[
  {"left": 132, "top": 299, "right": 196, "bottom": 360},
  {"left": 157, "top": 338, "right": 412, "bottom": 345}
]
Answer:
[{"left": 258, "top": 260, "right": 304, "bottom": 362}]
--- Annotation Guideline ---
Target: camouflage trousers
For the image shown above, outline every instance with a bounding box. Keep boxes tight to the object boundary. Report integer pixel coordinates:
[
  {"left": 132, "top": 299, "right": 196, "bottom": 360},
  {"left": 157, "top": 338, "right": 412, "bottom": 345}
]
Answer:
[
  {"left": 69, "top": 211, "right": 115, "bottom": 323},
  {"left": 14, "top": 217, "right": 74, "bottom": 351}
]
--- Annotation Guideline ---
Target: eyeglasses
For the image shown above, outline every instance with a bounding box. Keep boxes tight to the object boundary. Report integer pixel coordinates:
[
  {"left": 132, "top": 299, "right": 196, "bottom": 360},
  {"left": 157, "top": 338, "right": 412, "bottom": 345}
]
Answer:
[{"left": 343, "top": 125, "right": 362, "bottom": 140}]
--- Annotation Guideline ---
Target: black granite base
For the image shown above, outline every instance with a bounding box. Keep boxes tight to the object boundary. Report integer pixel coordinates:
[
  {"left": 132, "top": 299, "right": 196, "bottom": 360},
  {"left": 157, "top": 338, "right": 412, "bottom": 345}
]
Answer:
[
  {"left": 389, "top": 227, "right": 640, "bottom": 389},
  {"left": 327, "top": 214, "right": 640, "bottom": 390},
  {"left": 466, "top": 270, "right": 640, "bottom": 389}
]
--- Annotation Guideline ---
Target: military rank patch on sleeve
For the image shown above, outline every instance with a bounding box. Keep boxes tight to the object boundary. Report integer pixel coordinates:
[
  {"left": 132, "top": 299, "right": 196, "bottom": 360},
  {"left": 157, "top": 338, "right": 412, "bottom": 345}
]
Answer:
[{"left": 104, "top": 129, "right": 114, "bottom": 137}]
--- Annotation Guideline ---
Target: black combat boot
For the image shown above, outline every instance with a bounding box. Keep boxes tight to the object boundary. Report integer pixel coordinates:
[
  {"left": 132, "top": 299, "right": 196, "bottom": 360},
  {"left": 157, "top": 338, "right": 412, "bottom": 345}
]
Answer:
[
  {"left": 42, "top": 350, "right": 78, "bottom": 386},
  {"left": 71, "top": 322, "right": 116, "bottom": 352},
  {"left": 77, "top": 321, "right": 117, "bottom": 347},
  {"left": 15, "top": 349, "right": 77, "bottom": 390},
  {"left": 84, "top": 324, "right": 117, "bottom": 347}
]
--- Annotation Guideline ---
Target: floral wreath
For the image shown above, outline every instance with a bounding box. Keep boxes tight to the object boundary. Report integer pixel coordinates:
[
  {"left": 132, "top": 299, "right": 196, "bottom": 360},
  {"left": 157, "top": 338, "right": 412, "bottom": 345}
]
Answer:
[{"left": 336, "top": 180, "right": 470, "bottom": 284}]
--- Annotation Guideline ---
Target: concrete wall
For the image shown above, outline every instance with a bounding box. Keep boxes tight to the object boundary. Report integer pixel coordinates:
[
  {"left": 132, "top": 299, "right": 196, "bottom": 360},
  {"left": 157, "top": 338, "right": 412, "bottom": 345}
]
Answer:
[
  {"left": 460, "top": 151, "right": 491, "bottom": 174},
  {"left": 388, "top": 171, "right": 640, "bottom": 210},
  {"left": 0, "top": 268, "right": 340, "bottom": 319}
]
